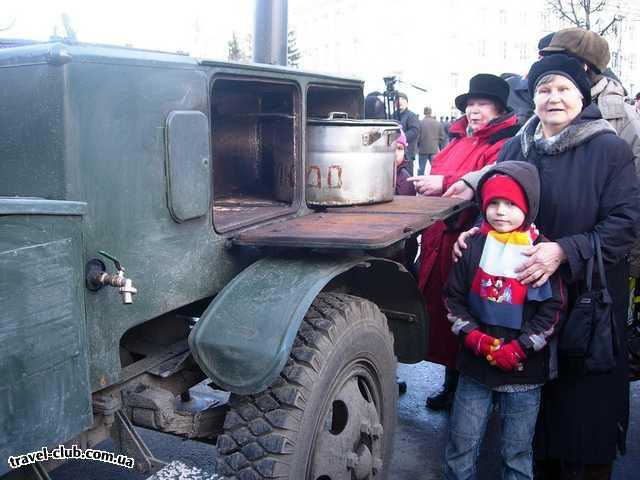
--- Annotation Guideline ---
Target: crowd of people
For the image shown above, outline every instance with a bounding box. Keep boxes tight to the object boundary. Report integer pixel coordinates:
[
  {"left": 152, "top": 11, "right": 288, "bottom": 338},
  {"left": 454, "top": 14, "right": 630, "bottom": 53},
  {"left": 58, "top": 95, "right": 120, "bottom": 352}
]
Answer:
[{"left": 383, "top": 26, "right": 640, "bottom": 480}]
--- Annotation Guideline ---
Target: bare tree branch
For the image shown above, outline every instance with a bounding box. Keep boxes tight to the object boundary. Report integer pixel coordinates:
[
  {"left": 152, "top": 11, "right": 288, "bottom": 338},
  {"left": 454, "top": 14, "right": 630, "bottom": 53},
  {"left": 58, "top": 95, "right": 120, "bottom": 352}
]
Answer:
[
  {"left": 548, "top": 0, "right": 622, "bottom": 34},
  {"left": 572, "top": 0, "right": 585, "bottom": 27},
  {"left": 547, "top": 0, "right": 583, "bottom": 27},
  {"left": 599, "top": 15, "right": 621, "bottom": 35},
  {"left": 591, "top": 0, "right": 608, "bottom": 13}
]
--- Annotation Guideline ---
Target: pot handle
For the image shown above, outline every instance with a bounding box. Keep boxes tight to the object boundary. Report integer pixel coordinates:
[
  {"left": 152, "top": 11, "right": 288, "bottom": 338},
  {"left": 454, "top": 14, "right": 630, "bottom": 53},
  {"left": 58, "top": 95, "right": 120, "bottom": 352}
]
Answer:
[
  {"left": 362, "top": 127, "right": 400, "bottom": 146},
  {"left": 328, "top": 112, "right": 349, "bottom": 120}
]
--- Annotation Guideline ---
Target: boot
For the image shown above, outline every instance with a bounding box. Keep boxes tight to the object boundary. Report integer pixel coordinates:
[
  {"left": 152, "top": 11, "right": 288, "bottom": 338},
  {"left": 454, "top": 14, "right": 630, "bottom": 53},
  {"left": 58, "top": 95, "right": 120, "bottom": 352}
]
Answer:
[{"left": 426, "top": 368, "right": 458, "bottom": 410}]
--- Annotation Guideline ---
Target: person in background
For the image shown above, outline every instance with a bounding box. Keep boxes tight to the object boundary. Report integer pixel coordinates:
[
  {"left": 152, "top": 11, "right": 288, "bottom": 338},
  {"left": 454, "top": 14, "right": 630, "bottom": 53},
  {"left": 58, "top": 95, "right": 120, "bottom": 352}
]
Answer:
[
  {"left": 443, "top": 162, "right": 565, "bottom": 480},
  {"left": 505, "top": 32, "right": 555, "bottom": 126},
  {"left": 418, "top": 106, "right": 446, "bottom": 175},
  {"left": 635, "top": 92, "right": 640, "bottom": 114},
  {"left": 365, "top": 91, "right": 387, "bottom": 119},
  {"left": 443, "top": 116, "right": 452, "bottom": 141},
  {"left": 395, "top": 130, "right": 416, "bottom": 196},
  {"left": 408, "top": 74, "right": 519, "bottom": 410},
  {"left": 395, "top": 92, "right": 421, "bottom": 175},
  {"left": 450, "top": 54, "right": 639, "bottom": 480}
]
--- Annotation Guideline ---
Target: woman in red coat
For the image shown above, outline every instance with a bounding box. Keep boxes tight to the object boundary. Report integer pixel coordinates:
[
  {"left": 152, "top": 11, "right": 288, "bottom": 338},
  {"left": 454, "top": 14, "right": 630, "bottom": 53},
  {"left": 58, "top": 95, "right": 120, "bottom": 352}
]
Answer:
[{"left": 408, "top": 74, "right": 518, "bottom": 409}]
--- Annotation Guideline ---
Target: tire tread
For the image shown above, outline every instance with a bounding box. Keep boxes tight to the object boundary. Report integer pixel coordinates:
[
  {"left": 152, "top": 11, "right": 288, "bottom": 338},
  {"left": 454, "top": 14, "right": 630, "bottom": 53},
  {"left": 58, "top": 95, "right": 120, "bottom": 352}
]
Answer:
[{"left": 217, "top": 293, "right": 394, "bottom": 479}]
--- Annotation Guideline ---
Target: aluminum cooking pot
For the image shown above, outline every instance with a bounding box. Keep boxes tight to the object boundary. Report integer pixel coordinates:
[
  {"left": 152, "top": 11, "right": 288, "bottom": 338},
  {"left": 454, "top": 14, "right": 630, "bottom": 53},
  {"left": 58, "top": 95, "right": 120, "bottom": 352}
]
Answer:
[{"left": 306, "top": 112, "right": 401, "bottom": 206}]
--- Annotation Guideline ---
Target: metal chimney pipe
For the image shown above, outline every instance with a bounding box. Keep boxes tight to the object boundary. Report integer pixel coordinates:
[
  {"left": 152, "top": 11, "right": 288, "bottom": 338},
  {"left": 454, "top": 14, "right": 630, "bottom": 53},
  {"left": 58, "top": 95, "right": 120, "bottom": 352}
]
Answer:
[{"left": 253, "top": 0, "right": 288, "bottom": 66}]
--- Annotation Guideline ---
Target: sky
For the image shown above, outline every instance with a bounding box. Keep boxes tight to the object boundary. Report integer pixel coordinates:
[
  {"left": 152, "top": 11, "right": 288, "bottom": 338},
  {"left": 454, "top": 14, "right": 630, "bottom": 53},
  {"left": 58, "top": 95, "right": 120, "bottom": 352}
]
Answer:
[
  {"left": 3, "top": 0, "right": 640, "bottom": 112},
  {"left": 2, "top": 0, "right": 256, "bottom": 58}
]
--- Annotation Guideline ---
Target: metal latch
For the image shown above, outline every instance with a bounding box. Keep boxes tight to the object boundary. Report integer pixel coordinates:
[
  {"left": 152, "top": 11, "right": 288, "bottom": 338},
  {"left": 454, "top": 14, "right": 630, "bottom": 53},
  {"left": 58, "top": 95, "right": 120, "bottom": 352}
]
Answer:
[{"left": 86, "top": 250, "right": 137, "bottom": 304}]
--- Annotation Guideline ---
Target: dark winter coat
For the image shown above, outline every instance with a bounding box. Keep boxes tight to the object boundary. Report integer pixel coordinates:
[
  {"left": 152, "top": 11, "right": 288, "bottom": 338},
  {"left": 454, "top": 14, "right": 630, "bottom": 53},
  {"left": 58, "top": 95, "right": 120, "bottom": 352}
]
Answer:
[
  {"left": 396, "top": 108, "right": 420, "bottom": 161},
  {"left": 418, "top": 116, "right": 445, "bottom": 155},
  {"left": 505, "top": 75, "right": 534, "bottom": 126},
  {"left": 418, "top": 112, "right": 519, "bottom": 368},
  {"left": 494, "top": 103, "right": 640, "bottom": 464},
  {"left": 445, "top": 233, "right": 565, "bottom": 387}
]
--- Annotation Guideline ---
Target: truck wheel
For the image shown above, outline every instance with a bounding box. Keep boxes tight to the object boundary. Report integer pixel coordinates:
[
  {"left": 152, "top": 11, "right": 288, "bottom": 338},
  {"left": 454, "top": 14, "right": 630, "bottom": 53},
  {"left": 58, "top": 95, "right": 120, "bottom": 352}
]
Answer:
[{"left": 216, "top": 292, "right": 397, "bottom": 480}]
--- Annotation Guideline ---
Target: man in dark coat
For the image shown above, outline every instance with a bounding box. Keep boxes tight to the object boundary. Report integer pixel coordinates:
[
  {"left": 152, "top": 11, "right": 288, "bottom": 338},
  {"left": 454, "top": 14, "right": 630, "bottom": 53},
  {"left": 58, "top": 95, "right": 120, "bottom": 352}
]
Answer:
[{"left": 395, "top": 92, "right": 420, "bottom": 175}]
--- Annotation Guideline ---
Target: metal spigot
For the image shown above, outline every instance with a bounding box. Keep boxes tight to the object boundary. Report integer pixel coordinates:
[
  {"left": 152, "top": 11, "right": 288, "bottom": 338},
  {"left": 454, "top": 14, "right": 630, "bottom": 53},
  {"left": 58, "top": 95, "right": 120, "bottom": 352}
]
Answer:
[{"left": 86, "top": 251, "right": 138, "bottom": 304}]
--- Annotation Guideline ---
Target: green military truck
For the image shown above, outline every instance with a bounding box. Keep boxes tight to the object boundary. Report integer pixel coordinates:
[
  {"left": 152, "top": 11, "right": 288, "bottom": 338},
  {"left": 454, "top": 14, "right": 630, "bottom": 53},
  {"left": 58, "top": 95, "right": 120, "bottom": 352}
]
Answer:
[{"left": 0, "top": 39, "right": 464, "bottom": 480}]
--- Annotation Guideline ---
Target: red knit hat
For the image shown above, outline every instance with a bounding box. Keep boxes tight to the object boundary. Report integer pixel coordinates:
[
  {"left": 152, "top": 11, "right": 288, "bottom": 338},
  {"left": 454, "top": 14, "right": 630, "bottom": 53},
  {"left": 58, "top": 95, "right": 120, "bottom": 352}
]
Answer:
[{"left": 480, "top": 174, "right": 528, "bottom": 215}]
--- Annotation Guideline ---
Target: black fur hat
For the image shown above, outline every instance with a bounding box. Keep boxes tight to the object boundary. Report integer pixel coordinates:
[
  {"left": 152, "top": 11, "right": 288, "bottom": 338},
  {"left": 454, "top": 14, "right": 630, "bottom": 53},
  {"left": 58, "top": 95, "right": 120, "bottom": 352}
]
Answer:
[
  {"left": 527, "top": 54, "right": 592, "bottom": 107},
  {"left": 455, "top": 74, "right": 511, "bottom": 112}
]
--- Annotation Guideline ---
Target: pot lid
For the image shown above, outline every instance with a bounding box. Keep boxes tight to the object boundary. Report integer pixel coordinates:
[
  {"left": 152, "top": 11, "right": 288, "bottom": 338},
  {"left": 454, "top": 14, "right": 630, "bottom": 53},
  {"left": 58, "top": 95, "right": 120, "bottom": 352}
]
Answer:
[{"left": 307, "top": 111, "right": 401, "bottom": 128}]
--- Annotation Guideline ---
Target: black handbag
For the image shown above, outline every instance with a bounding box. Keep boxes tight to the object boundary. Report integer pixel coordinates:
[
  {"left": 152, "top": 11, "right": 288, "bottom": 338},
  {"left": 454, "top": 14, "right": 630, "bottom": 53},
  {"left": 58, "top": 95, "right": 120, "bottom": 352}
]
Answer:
[{"left": 559, "top": 233, "right": 618, "bottom": 374}]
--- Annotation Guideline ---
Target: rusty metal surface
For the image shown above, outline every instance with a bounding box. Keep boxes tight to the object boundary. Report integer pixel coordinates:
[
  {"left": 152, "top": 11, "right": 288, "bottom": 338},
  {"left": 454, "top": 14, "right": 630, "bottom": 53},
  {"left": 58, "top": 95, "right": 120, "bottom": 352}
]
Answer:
[
  {"left": 233, "top": 196, "right": 469, "bottom": 249},
  {"left": 325, "top": 195, "right": 469, "bottom": 217}
]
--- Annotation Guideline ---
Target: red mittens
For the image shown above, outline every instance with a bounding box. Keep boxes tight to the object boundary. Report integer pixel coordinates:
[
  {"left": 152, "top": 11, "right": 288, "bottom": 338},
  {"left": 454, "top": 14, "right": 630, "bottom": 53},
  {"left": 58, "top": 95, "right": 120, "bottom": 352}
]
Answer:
[
  {"left": 464, "top": 330, "right": 501, "bottom": 357},
  {"left": 488, "top": 340, "right": 526, "bottom": 372}
]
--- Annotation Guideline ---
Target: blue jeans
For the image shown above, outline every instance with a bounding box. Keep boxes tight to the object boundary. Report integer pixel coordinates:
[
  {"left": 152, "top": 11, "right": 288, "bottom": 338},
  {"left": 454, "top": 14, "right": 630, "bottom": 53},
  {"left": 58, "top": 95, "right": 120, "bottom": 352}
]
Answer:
[{"left": 444, "top": 375, "right": 541, "bottom": 480}]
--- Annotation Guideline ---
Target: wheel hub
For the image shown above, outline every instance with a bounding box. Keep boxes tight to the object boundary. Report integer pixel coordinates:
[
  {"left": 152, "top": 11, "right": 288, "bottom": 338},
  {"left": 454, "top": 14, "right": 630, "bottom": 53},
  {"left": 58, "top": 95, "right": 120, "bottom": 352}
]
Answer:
[{"left": 308, "top": 367, "right": 385, "bottom": 480}]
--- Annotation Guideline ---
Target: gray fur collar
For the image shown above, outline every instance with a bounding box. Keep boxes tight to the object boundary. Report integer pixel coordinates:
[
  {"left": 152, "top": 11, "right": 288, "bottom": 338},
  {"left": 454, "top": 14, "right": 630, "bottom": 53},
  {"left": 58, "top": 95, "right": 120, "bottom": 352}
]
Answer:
[{"left": 520, "top": 114, "right": 615, "bottom": 157}]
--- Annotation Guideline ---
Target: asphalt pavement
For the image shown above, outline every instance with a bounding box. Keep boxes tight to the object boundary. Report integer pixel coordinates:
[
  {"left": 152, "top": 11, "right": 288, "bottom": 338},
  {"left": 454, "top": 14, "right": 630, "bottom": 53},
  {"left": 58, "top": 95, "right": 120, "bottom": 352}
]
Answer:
[{"left": 50, "top": 362, "right": 640, "bottom": 480}]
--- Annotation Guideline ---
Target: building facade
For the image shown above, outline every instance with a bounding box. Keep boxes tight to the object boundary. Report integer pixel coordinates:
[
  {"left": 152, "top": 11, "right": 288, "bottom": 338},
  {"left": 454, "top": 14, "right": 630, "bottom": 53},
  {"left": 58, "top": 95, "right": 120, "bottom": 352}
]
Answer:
[{"left": 290, "top": 0, "right": 640, "bottom": 118}]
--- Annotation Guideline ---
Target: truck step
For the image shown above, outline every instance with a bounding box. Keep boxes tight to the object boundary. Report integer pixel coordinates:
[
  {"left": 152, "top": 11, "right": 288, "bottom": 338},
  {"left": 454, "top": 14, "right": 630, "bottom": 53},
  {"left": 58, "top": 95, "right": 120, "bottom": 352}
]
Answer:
[{"left": 145, "top": 460, "right": 220, "bottom": 480}]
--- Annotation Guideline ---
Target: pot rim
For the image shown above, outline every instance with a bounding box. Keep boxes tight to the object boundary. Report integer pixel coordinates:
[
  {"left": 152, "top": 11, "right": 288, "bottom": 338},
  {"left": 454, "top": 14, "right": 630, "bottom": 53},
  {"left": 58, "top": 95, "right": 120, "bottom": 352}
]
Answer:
[{"left": 307, "top": 117, "right": 401, "bottom": 128}]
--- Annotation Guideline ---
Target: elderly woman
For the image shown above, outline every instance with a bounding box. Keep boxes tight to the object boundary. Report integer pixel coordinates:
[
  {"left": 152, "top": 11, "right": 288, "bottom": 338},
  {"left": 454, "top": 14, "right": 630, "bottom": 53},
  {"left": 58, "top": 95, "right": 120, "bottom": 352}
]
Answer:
[
  {"left": 408, "top": 74, "right": 519, "bottom": 409},
  {"left": 451, "top": 54, "right": 639, "bottom": 480}
]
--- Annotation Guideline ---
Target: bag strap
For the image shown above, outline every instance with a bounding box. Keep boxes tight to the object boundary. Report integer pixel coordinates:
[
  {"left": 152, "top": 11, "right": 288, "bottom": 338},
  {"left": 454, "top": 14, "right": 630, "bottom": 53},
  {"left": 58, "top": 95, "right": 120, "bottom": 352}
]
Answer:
[
  {"left": 592, "top": 233, "right": 608, "bottom": 291},
  {"left": 585, "top": 239, "right": 595, "bottom": 292}
]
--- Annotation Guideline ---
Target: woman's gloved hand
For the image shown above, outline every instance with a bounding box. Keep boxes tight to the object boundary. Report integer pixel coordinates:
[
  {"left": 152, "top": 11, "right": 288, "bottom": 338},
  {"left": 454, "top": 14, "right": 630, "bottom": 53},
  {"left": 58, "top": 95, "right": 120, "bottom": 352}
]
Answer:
[
  {"left": 464, "top": 330, "right": 501, "bottom": 357},
  {"left": 487, "top": 340, "right": 526, "bottom": 372}
]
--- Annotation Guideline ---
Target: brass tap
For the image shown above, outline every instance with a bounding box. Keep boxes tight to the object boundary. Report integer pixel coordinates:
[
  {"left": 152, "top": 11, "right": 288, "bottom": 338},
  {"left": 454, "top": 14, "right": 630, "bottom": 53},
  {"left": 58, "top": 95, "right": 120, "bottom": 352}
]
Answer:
[{"left": 86, "top": 251, "right": 137, "bottom": 304}]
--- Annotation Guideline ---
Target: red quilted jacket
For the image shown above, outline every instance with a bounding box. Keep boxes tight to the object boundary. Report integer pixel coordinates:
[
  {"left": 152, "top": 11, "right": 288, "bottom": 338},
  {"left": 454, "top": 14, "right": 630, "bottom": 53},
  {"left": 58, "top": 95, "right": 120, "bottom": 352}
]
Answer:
[{"left": 431, "top": 113, "right": 518, "bottom": 191}]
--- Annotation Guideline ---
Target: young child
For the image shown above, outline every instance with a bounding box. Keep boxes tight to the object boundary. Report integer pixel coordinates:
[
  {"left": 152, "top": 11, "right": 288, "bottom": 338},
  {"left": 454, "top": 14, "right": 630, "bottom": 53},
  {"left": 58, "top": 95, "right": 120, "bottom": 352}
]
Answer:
[
  {"left": 442, "top": 161, "right": 565, "bottom": 480},
  {"left": 394, "top": 130, "right": 416, "bottom": 196}
]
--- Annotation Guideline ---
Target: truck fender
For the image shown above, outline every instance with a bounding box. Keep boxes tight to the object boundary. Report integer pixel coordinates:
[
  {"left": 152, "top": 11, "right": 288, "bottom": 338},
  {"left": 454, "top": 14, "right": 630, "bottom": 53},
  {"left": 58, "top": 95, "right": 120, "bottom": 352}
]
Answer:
[{"left": 188, "top": 255, "right": 428, "bottom": 394}]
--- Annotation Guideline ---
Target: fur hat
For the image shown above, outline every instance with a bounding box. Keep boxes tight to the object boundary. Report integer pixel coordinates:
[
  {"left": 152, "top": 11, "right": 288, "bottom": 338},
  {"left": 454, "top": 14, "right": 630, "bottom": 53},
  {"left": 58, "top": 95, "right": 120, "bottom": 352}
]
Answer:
[
  {"left": 527, "top": 54, "right": 592, "bottom": 107},
  {"left": 541, "top": 27, "right": 610, "bottom": 74},
  {"left": 455, "top": 74, "right": 511, "bottom": 112}
]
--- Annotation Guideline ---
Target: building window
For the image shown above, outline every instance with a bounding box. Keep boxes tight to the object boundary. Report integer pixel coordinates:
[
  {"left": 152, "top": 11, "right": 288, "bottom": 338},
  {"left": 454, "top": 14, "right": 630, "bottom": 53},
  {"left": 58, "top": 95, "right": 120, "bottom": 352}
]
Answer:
[
  {"left": 499, "top": 9, "right": 507, "bottom": 25},
  {"left": 478, "top": 40, "right": 486, "bottom": 57},
  {"left": 541, "top": 11, "right": 550, "bottom": 30}
]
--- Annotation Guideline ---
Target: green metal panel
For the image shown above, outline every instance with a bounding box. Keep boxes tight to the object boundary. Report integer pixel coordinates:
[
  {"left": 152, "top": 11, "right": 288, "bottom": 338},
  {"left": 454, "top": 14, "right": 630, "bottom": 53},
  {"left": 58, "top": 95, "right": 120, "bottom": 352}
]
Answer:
[
  {"left": 188, "top": 255, "right": 427, "bottom": 395},
  {"left": 0, "top": 199, "right": 90, "bottom": 476},
  {"left": 165, "top": 111, "right": 212, "bottom": 222},
  {"left": 0, "top": 63, "right": 66, "bottom": 198},
  {"left": 63, "top": 53, "right": 246, "bottom": 390},
  {"left": 0, "top": 42, "right": 365, "bottom": 393}
]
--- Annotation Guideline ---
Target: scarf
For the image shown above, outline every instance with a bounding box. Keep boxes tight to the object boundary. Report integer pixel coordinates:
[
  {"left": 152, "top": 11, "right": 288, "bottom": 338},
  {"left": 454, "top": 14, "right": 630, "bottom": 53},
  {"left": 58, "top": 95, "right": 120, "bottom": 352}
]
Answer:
[{"left": 468, "top": 222, "right": 552, "bottom": 330}]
